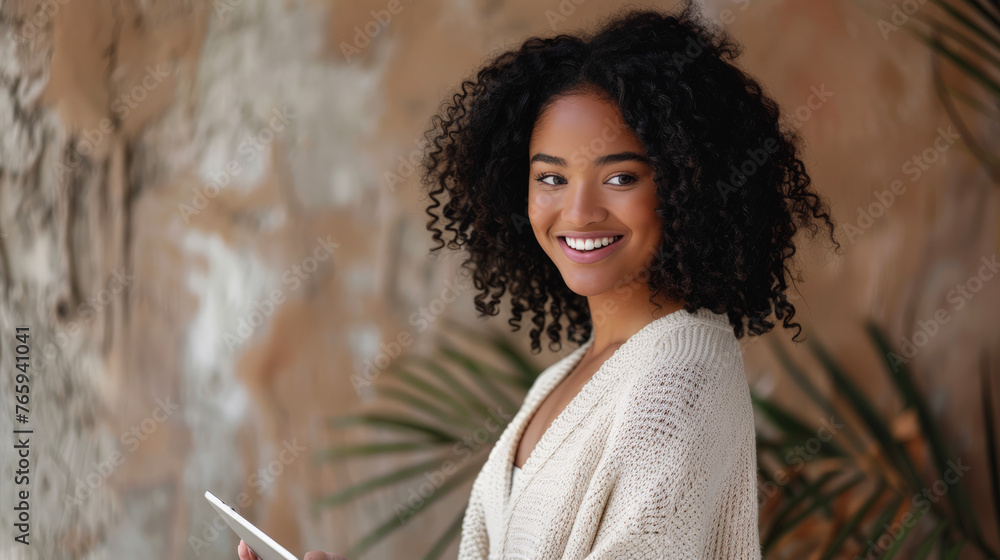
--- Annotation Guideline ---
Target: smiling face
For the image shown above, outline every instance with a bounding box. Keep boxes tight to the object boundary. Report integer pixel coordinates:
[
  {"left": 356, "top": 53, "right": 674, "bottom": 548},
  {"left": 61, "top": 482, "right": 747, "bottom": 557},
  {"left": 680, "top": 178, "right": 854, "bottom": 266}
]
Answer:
[{"left": 527, "top": 89, "right": 664, "bottom": 297}]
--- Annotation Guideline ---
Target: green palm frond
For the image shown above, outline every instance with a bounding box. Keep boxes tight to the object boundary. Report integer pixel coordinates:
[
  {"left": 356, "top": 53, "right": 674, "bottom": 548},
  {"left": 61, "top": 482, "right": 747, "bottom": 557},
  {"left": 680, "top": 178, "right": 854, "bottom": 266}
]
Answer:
[
  {"left": 859, "top": 494, "right": 904, "bottom": 559},
  {"left": 982, "top": 346, "right": 1000, "bottom": 547},
  {"left": 343, "top": 462, "right": 482, "bottom": 558},
  {"left": 816, "top": 479, "right": 887, "bottom": 560},
  {"left": 756, "top": 319, "right": 1000, "bottom": 559},
  {"left": 806, "top": 334, "right": 925, "bottom": 493},
  {"left": 866, "top": 320, "right": 983, "bottom": 542},
  {"left": 314, "top": 319, "right": 540, "bottom": 559},
  {"left": 880, "top": 0, "right": 1000, "bottom": 183}
]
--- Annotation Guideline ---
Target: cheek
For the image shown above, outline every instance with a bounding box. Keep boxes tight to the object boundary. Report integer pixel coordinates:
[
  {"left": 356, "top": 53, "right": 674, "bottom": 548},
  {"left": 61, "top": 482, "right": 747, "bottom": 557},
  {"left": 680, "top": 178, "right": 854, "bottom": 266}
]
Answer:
[
  {"left": 526, "top": 197, "right": 541, "bottom": 236},
  {"left": 527, "top": 190, "right": 549, "bottom": 221},
  {"left": 632, "top": 190, "right": 661, "bottom": 226},
  {"left": 613, "top": 197, "right": 662, "bottom": 244}
]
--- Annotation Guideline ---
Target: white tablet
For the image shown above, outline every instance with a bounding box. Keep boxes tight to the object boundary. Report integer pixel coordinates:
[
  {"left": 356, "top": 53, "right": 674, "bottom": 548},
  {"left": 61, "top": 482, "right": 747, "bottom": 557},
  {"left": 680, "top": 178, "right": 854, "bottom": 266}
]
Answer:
[{"left": 204, "top": 490, "right": 299, "bottom": 560}]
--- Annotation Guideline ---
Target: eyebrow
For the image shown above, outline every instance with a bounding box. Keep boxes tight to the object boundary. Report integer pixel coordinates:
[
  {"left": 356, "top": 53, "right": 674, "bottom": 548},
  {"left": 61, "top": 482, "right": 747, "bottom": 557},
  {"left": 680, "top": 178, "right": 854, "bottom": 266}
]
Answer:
[{"left": 529, "top": 151, "right": 651, "bottom": 167}]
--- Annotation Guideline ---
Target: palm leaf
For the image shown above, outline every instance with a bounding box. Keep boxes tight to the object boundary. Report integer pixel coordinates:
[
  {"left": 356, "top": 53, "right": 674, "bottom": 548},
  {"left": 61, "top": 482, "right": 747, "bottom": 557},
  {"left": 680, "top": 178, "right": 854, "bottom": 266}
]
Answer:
[
  {"left": 860, "top": 495, "right": 904, "bottom": 559},
  {"left": 959, "top": 0, "right": 1000, "bottom": 31},
  {"left": 327, "top": 412, "right": 461, "bottom": 442},
  {"left": 896, "top": 0, "right": 1000, "bottom": 183},
  {"left": 806, "top": 335, "right": 926, "bottom": 493},
  {"left": 313, "top": 441, "right": 445, "bottom": 460},
  {"left": 437, "top": 342, "right": 519, "bottom": 413},
  {"left": 944, "top": 538, "right": 967, "bottom": 559},
  {"left": 390, "top": 364, "right": 479, "bottom": 420},
  {"left": 398, "top": 355, "right": 486, "bottom": 420},
  {"left": 913, "top": 518, "right": 949, "bottom": 560},
  {"left": 926, "top": 0, "right": 1000, "bottom": 65},
  {"left": 317, "top": 317, "right": 541, "bottom": 558},
  {"left": 314, "top": 455, "right": 462, "bottom": 508},
  {"left": 763, "top": 471, "right": 866, "bottom": 553},
  {"left": 943, "top": 83, "right": 1000, "bottom": 125},
  {"left": 419, "top": 510, "right": 466, "bottom": 560},
  {"left": 761, "top": 314, "right": 1000, "bottom": 559},
  {"left": 439, "top": 314, "right": 538, "bottom": 384},
  {"left": 929, "top": 27, "right": 1000, "bottom": 190},
  {"left": 880, "top": 504, "right": 929, "bottom": 560},
  {"left": 817, "top": 479, "right": 886, "bottom": 560},
  {"left": 478, "top": 361, "right": 532, "bottom": 390},
  {"left": 905, "top": 9, "right": 1000, "bottom": 97},
  {"left": 751, "top": 390, "right": 847, "bottom": 458},
  {"left": 765, "top": 471, "right": 841, "bottom": 538},
  {"left": 344, "top": 462, "right": 482, "bottom": 559},
  {"left": 377, "top": 386, "right": 484, "bottom": 432},
  {"left": 865, "top": 320, "right": 981, "bottom": 541},
  {"left": 981, "top": 346, "right": 1000, "bottom": 547},
  {"left": 767, "top": 338, "right": 869, "bottom": 456}
]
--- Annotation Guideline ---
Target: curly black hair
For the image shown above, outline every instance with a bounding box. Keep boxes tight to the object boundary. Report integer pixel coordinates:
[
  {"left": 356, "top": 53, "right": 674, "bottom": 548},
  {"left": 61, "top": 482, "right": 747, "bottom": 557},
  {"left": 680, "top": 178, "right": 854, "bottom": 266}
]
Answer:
[{"left": 418, "top": 0, "right": 841, "bottom": 355}]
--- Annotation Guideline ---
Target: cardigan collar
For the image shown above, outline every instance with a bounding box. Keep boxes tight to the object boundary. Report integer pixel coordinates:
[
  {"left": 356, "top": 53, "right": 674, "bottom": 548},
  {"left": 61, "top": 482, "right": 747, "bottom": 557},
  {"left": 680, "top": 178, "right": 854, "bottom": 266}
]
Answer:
[{"left": 488, "top": 306, "right": 731, "bottom": 550}]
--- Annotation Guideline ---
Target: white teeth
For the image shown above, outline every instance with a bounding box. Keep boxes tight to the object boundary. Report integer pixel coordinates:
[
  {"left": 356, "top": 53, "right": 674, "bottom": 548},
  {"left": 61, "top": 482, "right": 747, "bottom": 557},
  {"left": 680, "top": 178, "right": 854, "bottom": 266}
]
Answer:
[{"left": 565, "top": 236, "right": 622, "bottom": 252}]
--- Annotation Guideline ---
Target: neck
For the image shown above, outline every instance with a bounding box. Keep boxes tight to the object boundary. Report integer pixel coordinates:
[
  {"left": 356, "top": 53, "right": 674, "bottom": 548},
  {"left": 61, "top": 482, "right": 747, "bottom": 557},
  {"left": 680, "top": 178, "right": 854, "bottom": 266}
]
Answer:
[{"left": 583, "top": 287, "right": 686, "bottom": 358}]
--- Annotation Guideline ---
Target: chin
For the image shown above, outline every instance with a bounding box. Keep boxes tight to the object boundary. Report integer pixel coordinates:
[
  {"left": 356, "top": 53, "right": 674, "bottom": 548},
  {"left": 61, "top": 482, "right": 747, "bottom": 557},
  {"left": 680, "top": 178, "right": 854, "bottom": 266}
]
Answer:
[{"left": 560, "top": 275, "right": 614, "bottom": 298}]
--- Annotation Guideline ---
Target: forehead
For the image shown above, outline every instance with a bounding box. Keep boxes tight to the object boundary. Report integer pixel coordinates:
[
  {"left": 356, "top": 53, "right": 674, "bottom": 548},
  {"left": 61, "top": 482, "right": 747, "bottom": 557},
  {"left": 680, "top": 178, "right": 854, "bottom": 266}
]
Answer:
[{"left": 529, "top": 92, "right": 644, "bottom": 154}]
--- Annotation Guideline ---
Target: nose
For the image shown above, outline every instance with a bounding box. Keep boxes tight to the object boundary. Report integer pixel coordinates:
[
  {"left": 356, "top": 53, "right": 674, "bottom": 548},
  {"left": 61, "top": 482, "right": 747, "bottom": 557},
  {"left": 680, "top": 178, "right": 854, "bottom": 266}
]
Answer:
[{"left": 561, "top": 179, "right": 607, "bottom": 226}]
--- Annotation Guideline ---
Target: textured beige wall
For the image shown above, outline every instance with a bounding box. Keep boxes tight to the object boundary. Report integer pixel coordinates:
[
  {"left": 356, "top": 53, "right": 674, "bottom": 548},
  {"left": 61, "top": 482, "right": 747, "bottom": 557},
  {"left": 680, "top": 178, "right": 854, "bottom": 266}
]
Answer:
[{"left": 0, "top": 0, "right": 997, "bottom": 558}]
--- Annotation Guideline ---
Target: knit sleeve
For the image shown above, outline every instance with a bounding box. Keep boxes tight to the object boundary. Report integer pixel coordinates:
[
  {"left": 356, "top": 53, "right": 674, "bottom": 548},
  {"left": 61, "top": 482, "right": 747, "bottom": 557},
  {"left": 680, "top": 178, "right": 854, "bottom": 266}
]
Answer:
[
  {"left": 584, "top": 358, "right": 761, "bottom": 560},
  {"left": 456, "top": 472, "right": 490, "bottom": 560}
]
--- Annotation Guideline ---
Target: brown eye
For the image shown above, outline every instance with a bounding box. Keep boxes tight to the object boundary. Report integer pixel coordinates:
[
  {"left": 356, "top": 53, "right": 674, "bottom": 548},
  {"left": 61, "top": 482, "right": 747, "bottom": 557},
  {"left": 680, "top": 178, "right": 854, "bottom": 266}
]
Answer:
[
  {"left": 533, "top": 173, "right": 565, "bottom": 186},
  {"left": 608, "top": 173, "right": 638, "bottom": 186}
]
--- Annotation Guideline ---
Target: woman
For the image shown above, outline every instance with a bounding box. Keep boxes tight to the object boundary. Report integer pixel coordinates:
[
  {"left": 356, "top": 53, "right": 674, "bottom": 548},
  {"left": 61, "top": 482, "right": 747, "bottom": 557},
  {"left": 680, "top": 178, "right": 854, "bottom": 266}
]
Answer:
[{"left": 239, "top": 2, "right": 839, "bottom": 559}]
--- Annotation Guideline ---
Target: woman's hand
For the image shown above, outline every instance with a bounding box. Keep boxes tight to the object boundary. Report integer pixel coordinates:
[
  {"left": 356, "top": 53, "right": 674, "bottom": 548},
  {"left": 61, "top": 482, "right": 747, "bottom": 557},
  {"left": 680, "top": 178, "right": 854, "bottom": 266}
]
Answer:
[{"left": 238, "top": 538, "right": 349, "bottom": 560}]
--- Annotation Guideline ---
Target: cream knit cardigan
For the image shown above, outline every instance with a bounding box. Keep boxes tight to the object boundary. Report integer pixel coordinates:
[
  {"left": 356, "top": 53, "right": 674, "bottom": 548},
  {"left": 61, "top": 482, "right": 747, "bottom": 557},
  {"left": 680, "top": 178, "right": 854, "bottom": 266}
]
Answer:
[{"left": 456, "top": 307, "right": 761, "bottom": 559}]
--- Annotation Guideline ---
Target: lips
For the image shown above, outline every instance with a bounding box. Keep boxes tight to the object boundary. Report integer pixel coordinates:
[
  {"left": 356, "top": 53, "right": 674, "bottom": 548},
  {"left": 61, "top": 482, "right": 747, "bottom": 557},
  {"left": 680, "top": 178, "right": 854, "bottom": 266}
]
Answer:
[{"left": 557, "top": 235, "right": 625, "bottom": 264}]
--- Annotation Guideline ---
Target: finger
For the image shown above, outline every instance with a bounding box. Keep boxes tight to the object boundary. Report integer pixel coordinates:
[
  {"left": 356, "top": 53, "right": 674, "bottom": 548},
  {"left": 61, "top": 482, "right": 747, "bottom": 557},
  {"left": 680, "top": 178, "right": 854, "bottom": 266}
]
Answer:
[
  {"left": 238, "top": 540, "right": 259, "bottom": 560},
  {"left": 303, "top": 552, "right": 349, "bottom": 560}
]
